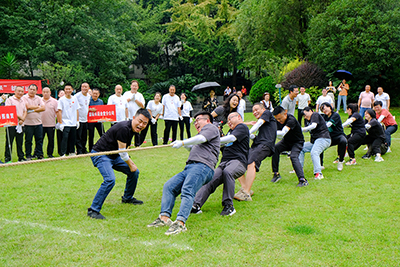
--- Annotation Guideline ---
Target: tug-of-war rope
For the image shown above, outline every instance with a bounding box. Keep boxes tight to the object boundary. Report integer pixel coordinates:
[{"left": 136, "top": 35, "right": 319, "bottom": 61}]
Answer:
[{"left": 0, "top": 144, "right": 172, "bottom": 168}]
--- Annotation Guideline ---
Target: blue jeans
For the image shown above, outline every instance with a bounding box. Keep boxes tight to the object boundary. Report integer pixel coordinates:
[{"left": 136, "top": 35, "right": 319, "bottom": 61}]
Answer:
[
  {"left": 90, "top": 150, "right": 140, "bottom": 212},
  {"left": 385, "top": 125, "right": 398, "bottom": 147},
  {"left": 299, "top": 138, "right": 331, "bottom": 174},
  {"left": 160, "top": 162, "right": 214, "bottom": 223},
  {"left": 359, "top": 107, "right": 370, "bottom": 119},
  {"left": 337, "top": 95, "right": 347, "bottom": 112}
]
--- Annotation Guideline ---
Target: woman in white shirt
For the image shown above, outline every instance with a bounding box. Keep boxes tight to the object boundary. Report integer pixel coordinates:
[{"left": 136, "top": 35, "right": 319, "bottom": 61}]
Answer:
[
  {"left": 179, "top": 93, "right": 193, "bottom": 140},
  {"left": 139, "top": 92, "right": 163, "bottom": 146},
  {"left": 260, "top": 92, "right": 273, "bottom": 112}
]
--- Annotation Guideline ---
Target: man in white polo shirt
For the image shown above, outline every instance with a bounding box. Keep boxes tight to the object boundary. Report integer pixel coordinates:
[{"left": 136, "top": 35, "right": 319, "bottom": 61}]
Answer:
[
  {"left": 22, "top": 84, "right": 46, "bottom": 160},
  {"left": 162, "top": 85, "right": 182, "bottom": 145},
  {"left": 123, "top": 80, "right": 145, "bottom": 146},
  {"left": 4, "top": 86, "right": 27, "bottom": 162},
  {"left": 41, "top": 87, "right": 58, "bottom": 158},
  {"left": 75, "top": 82, "right": 91, "bottom": 154},
  {"left": 375, "top": 87, "right": 390, "bottom": 110},
  {"left": 108, "top": 84, "right": 128, "bottom": 124}
]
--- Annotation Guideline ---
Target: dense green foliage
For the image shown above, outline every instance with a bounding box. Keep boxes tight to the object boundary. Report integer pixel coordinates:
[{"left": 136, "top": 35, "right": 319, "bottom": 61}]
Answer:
[{"left": 248, "top": 76, "right": 276, "bottom": 104}]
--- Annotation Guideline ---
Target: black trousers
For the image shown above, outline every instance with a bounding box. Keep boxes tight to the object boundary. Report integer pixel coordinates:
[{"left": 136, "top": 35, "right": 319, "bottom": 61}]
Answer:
[
  {"left": 320, "top": 134, "right": 347, "bottom": 165},
  {"left": 163, "top": 120, "right": 178, "bottom": 144},
  {"left": 76, "top": 122, "right": 88, "bottom": 154},
  {"left": 139, "top": 120, "right": 159, "bottom": 146},
  {"left": 88, "top": 122, "right": 104, "bottom": 151},
  {"left": 42, "top": 126, "right": 55, "bottom": 157},
  {"left": 24, "top": 124, "right": 43, "bottom": 158},
  {"left": 346, "top": 133, "right": 366, "bottom": 158},
  {"left": 272, "top": 140, "right": 305, "bottom": 181},
  {"left": 363, "top": 135, "right": 384, "bottom": 156},
  {"left": 179, "top": 117, "right": 191, "bottom": 140},
  {"left": 61, "top": 126, "right": 77, "bottom": 156},
  {"left": 4, "top": 126, "right": 24, "bottom": 161},
  {"left": 297, "top": 109, "right": 305, "bottom": 127}
]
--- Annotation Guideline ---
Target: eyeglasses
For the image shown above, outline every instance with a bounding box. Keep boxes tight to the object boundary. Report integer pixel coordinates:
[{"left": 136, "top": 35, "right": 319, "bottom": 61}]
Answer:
[{"left": 194, "top": 117, "right": 208, "bottom": 123}]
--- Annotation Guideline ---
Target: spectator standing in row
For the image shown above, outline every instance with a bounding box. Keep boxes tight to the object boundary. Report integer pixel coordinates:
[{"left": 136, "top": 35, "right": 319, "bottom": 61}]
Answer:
[
  {"left": 124, "top": 80, "right": 145, "bottom": 146},
  {"left": 57, "top": 84, "right": 80, "bottom": 157},
  {"left": 162, "top": 85, "right": 182, "bottom": 144},
  {"left": 337, "top": 79, "right": 349, "bottom": 113},
  {"left": 315, "top": 88, "right": 333, "bottom": 114},
  {"left": 281, "top": 85, "right": 298, "bottom": 116},
  {"left": 41, "top": 87, "right": 58, "bottom": 158},
  {"left": 108, "top": 84, "right": 128, "bottom": 125},
  {"left": 375, "top": 87, "right": 390, "bottom": 110},
  {"left": 179, "top": 93, "right": 193, "bottom": 140},
  {"left": 4, "top": 86, "right": 27, "bottom": 162},
  {"left": 75, "top": 83, "right": 91, "bottom": 154},
  {"left": 260, "top": 92, "right": 273, "bottom": 112},
  {"left": 140, "top": 92, "right": 163, "bottom": 146},
  {"left": 326, "top": 81, "right": 336, "bottom": 109},
  {"left": 223, "top": 86, "right": 231, "bottom": 100},
  {"left": 202, "top": 89, "right": 218, "bottom": 113},
  {"left": 241, "top": 85, "right": 247, "bottom": 96},
  {"left": 296, "top": 86, "right": 311, "bottom": 126},
  {"left": 88, "top": 88, "right": 104, "bottom": 152},
  {"left": 22, "top": 84, "right": 45, "bottom": 160},
  {"left": 358, "top": 85, "right": 375, "bottom": 118},
  {"left": 236, "top": 91, "right": 246, "bottom": 120}
]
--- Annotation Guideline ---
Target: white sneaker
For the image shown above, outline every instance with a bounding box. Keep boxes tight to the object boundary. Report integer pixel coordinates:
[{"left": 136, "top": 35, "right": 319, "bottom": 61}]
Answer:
[
  {"left": 337, "top": 161, "right": 344, "bottom": 171},
  {"left": 321, "top": 166, "right": 325, "bottom": 170},
  {"left": 69, "top": 153, "right": 76, "bottom": 156},
  {"left": 289, "top": 169, "right": 296, "bottom": 173},
  {"left": 375, "top": 156, "right": 384, "bottom": 162},
  {"left": 387, "top": 147, "right": 392, "bottom": 153}
]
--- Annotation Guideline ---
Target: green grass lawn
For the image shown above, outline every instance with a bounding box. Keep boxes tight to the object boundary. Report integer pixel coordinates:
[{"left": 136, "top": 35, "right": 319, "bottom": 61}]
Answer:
[{"left": 1, "top": 109, "right": 400, "bottom": 266}]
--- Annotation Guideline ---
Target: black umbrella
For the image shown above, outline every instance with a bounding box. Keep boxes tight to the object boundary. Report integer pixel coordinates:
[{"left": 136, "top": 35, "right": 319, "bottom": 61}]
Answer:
[
  {"left": 334, "top": 70, "right": 353, "bottom": 81},
  {"left": 192, "top": 82, "right": 220, "bottom": 92}
]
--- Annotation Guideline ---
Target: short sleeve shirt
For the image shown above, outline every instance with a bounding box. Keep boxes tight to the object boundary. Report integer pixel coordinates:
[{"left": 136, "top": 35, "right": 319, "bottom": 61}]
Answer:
[
  {"left": 92, "top": 120, "right": 136, "bottom": 159},
  {"left": 123, "top": 91, "right": 145, "bottom": 119},
  {"left": 146, "top": 100, "right": 163, "bottom": 118},
  {"left": 181, "top": 101, "right": 193, "bottom": 117},
  {"left": 322, "top": 112, "right": 345, "bottom": 139},
  {"left": 253, "top": 110, "right": 277, "bottom": 151},
  {"left": 212, "top": 106, "right": 227, "bottom": 127},
  {"left": 57, "top": 96, "right": 80, "bottom": 126},
  {"left": 282, "top": 114, "right": 304, "bottom": 145},
  {"left": 22, "top": 94, "right": 45, "bottom": 125},
  {"left": 376, "top": 109, "right": 397, "bottom": 127},
  {"left": 349, "top": 112, "right": 366, "bottom": 135},
  {"left": 221, "top": 123, "right": 249, "bottom": 166},
  {"left": 359, "top": 92, "right": 375, "bottom": 108},
  {"left": 5, "top": 96, "right": 26, "bottom": 119},
  {"left": 296, "top": 93, "right": 311, "bottom": 109},
  {"left": 108, "top": 94, "right": 128, "bottom": 122},
  {"left": 187, "top": 123, "right": 220, "bottom": 170},
  {"left": 162, "top": 94, "right": 180, "bottom": 121},
  {"left": 308, "top": 112, "right": 330, "bottom": 143},
  {"left": 281, "top": 95, "right": 296, "bottom": 115},
  {"left": 41, "top": 97, "right": 58, "bottom": 127},
  {"left": 375, "top": 93, "right": 390, "bottom": 110},
  {"left": 75, "top": 92, "right": 91, "bottom": 122}
]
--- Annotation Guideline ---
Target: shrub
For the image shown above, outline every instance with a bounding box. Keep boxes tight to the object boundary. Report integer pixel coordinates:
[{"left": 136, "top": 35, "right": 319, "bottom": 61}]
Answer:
[
  {"left": 281, "top": 62, "right": 327, "bottom": 90},
  {"left": 249, "top": 76, "right": 276, "bottom": 104}
]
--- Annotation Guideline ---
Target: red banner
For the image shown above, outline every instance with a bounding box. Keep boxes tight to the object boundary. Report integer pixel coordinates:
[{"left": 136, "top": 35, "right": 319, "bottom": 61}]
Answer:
[
  {"left": 88, "top": 105, "right": 116, "bottom": 123},
  {"left": 0, "top": 106, "right": 18, "bottom": 127},
  {"left": 0, "top": 79, "right": 42, "bottom": 94}
]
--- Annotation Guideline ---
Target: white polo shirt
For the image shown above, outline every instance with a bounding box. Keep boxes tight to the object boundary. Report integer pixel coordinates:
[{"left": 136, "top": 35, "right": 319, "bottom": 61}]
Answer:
[
  {"left": 162, "top": 94, "right": 180, "bottom": 121},
  {"left": 108, "top": 94, "right": 128, "bottom": 122}
]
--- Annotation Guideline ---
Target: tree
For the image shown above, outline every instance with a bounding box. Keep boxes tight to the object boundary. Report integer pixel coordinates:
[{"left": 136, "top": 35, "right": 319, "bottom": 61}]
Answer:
[
  {"left": 0, "top": 52, "right": 20, "bottom": 79},
  {"left": 307, "top": 0, "right": 400, "bottom": 96}
]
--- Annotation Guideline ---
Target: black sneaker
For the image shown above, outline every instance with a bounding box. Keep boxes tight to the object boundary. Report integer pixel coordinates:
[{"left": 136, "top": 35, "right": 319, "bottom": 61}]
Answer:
[
  {"left": 361, "top": 154, "right": 371, "bottom": 159},
  {"left": 87, "top": 208, "right": 106, "bottom": 219},
  {"left": 121, "top": 196, "right": 143, "bottom": 205},
  {"left": 271, "top": 173, "right": 281, "bottom": 183},
  {"left": 220, "top": 205, "right": 236, "bottom": 216},
  {"left": 37, "top": 155, "right": 44, "bottom": 160},
  {"left": 190, "top": 204, "right": 203, "bottom": 214},
  {"left": 48, "top": 155, "right": 54, "bottom": 158},
  {"left": 26, "top": 157, "right": 32, "bottom": 161},
  {"left": 18, "top": 158, "right": 27, "bottom": 162},
  {"left": 297, "top": 179, "right": 309, "bottom": 187}
]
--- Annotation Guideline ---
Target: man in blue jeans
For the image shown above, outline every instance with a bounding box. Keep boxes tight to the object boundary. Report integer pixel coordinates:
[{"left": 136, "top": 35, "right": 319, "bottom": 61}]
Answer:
[
  {"left": 147, "top": 111, "right": 220, "bottom": 235},
  {"left": 300, "top": 107, "right": 331, "bottom": 180},
  {"left": 87, "top": 108, "right": 151, "bottom": 220}
]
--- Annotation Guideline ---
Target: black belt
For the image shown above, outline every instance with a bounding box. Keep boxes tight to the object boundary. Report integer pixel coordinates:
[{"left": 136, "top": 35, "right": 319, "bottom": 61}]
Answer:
[{"left": 186, "top": 160, "right": 200, "bottom": 165}]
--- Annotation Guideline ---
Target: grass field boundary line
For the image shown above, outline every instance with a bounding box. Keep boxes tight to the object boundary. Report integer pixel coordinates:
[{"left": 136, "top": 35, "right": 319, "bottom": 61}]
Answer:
[
  {"left": 0, "top": 144, "right": 172, "bottom": 168},
  {"left": 0, "top": 218, "right": 193, "bottom": 250}
]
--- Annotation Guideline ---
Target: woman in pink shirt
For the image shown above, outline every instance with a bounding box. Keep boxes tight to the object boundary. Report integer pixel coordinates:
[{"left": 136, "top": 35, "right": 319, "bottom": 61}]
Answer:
[{"left": 373, "top": 101, "right": 397, "bottom": 151}]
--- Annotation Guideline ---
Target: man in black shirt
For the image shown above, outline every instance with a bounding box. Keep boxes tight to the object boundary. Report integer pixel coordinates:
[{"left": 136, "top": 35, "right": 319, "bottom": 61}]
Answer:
[
  {"left": 300, "top": 107, "right": 331, "bottom": 180},
  {"left": 87, "top": 108, "right": 151, "bottom": 219},
  {"left": 234, "top": 103, "right": 277, "bottom": 201},
  {"left": 192, "top": 112, "right": 249, "bottom": 216},
  {"left": 272, "top": 106, "right": 308, "bottom": 187}
]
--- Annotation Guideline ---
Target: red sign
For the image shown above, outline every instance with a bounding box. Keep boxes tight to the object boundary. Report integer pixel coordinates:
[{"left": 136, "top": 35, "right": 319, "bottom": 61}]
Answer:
[
  {"left": 0, "top": 79, "right": 42, "bottom": 94},
  {"left": 0, "top": 106, "right": 18, "bottom": 127},
  {"left": 88, "top": 105, "right": 116, "bottom": 123}
]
